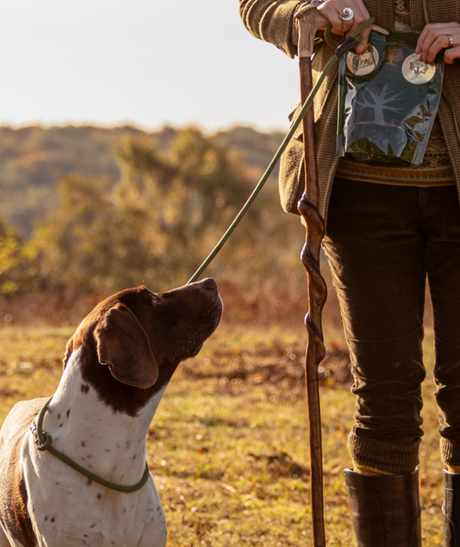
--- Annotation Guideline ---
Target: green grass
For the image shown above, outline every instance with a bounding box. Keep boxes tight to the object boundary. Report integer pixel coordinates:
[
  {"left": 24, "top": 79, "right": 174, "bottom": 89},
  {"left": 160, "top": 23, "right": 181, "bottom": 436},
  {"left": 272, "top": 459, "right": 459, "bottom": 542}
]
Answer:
[{"left": 0, "top": 321, "right": 444, "bottom": 545}]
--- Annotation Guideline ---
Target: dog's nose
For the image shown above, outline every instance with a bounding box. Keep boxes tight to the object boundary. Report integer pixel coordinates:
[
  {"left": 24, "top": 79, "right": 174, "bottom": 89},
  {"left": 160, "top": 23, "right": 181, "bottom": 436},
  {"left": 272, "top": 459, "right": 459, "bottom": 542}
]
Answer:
[{"left": 202, "top": 278, "right": 217, "bottom": 291}]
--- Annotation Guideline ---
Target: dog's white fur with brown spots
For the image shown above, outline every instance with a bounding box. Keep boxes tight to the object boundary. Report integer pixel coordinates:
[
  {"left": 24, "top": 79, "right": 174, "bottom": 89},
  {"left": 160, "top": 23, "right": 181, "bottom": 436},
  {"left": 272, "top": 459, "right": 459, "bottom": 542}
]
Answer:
[{"left": 0, "top": 279, "right": 222, "bottom": 547}]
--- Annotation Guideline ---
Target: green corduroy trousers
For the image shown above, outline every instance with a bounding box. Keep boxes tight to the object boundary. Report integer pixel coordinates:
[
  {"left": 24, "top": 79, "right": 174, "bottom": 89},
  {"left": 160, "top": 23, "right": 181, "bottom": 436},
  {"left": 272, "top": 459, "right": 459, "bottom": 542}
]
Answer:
[{"left": 323, "top": 177, "right": 460, "bottom": 474}]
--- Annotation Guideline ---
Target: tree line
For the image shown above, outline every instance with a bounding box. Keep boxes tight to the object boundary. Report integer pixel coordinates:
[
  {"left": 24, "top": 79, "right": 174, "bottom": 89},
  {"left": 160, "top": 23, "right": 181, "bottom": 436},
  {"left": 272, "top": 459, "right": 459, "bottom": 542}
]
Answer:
[{"left": 0, "top": 127, "right": 307, "bottom": 307}]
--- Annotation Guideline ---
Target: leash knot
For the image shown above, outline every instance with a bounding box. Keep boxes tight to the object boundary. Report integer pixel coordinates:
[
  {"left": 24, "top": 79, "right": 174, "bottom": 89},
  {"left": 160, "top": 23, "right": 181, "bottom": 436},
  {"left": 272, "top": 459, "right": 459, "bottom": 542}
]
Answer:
[
  {"left": 37, "top": 432, "right": 53, "bottom": 451},
  {"left": 30, "top": 422, "right": 52, "bottom": 451}
]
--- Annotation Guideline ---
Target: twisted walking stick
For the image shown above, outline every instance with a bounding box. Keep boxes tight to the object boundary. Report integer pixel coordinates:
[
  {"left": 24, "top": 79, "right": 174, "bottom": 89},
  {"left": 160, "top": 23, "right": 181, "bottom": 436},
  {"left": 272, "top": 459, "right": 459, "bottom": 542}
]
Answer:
[
  {"left": 293, "top": 13, "right": 387, "bottom": 545},
  {"left": 295, "top": 8, "right": 329, "bottom": 547}
]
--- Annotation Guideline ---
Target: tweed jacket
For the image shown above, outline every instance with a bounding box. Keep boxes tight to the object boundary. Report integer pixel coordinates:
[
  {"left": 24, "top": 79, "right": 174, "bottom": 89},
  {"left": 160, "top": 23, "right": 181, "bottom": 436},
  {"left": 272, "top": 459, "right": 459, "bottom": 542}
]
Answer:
[{"left": 239, "top": 0, "right": 460, "bottom": 219}]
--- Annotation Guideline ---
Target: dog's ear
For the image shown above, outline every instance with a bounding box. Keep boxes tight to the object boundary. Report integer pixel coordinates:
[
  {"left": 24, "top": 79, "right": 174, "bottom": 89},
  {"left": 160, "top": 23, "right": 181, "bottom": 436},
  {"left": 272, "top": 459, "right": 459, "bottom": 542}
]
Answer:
[
  {"left": 94, "top": 303, "right": 159, "bottom": 389},
  {"left": 63, "top": 338, "right": 74, "bottom": 369}
]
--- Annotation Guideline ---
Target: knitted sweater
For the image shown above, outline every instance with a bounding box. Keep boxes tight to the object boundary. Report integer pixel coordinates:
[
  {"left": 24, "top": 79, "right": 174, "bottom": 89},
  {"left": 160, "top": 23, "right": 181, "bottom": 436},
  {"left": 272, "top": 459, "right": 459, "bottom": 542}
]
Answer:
[{"left": 239, "top": 0, "right": 460, "bottom": 219}]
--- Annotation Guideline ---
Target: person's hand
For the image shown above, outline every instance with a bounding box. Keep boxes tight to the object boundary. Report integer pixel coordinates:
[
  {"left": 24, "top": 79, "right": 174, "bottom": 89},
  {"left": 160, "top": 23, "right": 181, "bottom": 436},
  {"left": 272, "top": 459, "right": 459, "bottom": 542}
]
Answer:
[
  {"left": 416, "top": 22, "right": 460, "bottom": 64},
  {"left": 316, "top": 0, "right": 372, "bottom": 54}
]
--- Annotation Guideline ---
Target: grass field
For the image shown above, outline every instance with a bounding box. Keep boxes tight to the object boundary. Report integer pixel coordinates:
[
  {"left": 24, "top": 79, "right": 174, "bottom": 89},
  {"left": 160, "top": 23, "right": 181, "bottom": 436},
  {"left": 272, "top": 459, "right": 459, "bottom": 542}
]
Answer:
[{"left": 0, "top": 314, "right": 445, "bottom": 545}]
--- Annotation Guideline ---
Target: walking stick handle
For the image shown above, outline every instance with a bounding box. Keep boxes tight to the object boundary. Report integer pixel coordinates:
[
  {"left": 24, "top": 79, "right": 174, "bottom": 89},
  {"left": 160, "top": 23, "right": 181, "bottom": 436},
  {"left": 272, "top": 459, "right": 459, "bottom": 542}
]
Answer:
[{"left": 295, "top": 7, "right": 328, "bottom": 58}]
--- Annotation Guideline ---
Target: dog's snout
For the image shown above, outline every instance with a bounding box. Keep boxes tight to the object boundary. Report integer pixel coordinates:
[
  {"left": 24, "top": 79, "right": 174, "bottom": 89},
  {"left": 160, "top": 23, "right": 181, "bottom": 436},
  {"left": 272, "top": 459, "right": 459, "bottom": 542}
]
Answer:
[{"left": 202, "top": 278, "right": 217, "bottom": 291}]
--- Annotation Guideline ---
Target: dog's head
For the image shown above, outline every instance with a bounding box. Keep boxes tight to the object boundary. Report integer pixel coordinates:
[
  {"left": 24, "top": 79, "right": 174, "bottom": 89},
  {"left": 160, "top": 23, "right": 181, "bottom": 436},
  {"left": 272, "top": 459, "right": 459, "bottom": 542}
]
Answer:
[{"left": 64, "top": 278, "right": 222, "bottom": 415}]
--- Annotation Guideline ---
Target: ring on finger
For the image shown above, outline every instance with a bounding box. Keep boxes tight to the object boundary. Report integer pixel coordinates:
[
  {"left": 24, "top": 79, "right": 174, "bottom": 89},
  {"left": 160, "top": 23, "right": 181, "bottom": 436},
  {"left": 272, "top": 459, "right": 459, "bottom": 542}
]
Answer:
[
  {"left": 447, "top": 34, "right": 454, "bottom": 48},
  {"left": 338, "top": 7, "right": 354, "bottom": 21}
]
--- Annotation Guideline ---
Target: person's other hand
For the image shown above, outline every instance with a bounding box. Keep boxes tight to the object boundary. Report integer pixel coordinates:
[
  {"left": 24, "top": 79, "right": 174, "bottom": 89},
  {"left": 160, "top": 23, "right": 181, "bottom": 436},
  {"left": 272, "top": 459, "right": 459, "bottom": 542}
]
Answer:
[{"left": 416, "top": 22, "right": 460, "bottom": 64}]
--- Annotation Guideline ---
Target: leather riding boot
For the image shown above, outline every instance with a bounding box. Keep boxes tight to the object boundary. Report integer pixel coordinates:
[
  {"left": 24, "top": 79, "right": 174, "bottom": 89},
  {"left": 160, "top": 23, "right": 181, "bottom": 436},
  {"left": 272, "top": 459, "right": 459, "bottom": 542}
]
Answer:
[
  {"left": 443, "top": 470, "right": 460, "bottom": 546},
  {"left": 344, "top": 468, "right": 421, "bottom": 547}
]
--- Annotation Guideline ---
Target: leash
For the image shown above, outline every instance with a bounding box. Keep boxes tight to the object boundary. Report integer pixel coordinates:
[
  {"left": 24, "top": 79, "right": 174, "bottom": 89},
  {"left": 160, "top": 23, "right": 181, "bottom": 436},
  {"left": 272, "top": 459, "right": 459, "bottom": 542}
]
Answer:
[
  {"left": 187, "top": 18, "right": 375, "bottom": 285},
  {"left": 31, "top": 397, "right": 150, "bottom": 493}
]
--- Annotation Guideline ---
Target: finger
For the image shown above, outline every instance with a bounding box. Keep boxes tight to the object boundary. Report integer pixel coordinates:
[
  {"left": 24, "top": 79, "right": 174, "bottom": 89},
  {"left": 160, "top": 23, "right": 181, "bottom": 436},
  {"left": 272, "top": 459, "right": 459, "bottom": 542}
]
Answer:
[
  {"left": 416, "top": 23, "right": 460, "bottom": 56},
  {"left": 319, "top": 0, "right": 367, "bottom": 36},
  {"left": 423, "top": 35, "right": 450, "bottom": 63},
  {"left": 445, "top": 45, "right": 460, "bottom": 64},
  {"left": 318, "top": 3, "right": 353, "bottom": 35},
  {"left": 355, "top": 26, "right": 372, "bottom": 54},
  {"left": 318, "top": 0, "right": 372, "bottom": 52},
  {"left": 341, "top": 1, "right": 370, "bottom": 53},
  {"left": 423, "top": 32, "right": 460, "bottom": 63},
  {"left": 417, "top": 33, "right": 440, "bottom": 62},
  {"left": 416, "top": 23, "right": 446, "bottom": 52}
]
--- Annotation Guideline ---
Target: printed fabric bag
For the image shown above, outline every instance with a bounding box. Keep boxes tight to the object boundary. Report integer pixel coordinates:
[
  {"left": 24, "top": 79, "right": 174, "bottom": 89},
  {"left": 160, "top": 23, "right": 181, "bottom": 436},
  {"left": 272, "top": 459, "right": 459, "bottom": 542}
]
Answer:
[{"left": 337, "top": 30, "right": 444, "bottom": 165}]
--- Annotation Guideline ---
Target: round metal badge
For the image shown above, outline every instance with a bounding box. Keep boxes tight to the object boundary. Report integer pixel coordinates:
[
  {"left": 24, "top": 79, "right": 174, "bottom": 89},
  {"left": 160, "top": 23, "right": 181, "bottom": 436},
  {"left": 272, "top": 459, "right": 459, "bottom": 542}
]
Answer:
[
  {"left": 402, "top": 53, "right": 436, "bottom": 84},
  {"left": 347, "top": 45, "right": 379, "bottom": 76}
]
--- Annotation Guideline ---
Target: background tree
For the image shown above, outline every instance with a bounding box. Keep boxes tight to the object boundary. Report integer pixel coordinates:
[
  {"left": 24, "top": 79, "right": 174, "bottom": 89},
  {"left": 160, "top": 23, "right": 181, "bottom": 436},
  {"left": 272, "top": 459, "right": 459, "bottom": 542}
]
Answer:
[
  {"left": 114, "top": 128, "right": 262, "bottom": 289},
  {"left": 31, "top": 174, "right": 116, "bottom": 293},
  {"left": 1, "top": 126, "right": 308, "bottom": 323}
]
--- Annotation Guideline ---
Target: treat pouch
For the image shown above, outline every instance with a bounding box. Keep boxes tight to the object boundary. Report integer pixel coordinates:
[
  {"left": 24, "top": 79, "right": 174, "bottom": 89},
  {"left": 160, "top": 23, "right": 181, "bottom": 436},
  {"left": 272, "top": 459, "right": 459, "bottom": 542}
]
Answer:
[{"left": 337, "top": 31, "right": 444, "bottom": 166}]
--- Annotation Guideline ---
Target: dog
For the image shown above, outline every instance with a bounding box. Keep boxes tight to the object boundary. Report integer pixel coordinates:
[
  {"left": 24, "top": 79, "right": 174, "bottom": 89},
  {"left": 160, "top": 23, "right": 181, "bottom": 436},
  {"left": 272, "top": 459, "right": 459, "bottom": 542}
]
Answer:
[{"left": 0, "top": 278, "right": 222, "bottom": 547}]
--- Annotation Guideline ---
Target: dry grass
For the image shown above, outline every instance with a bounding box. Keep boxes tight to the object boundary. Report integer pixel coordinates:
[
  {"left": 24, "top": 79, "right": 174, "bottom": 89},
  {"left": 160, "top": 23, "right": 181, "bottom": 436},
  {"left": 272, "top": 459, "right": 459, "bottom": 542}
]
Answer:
[{"left": 0, "top": 309, "right": 445, "bottom": 546}]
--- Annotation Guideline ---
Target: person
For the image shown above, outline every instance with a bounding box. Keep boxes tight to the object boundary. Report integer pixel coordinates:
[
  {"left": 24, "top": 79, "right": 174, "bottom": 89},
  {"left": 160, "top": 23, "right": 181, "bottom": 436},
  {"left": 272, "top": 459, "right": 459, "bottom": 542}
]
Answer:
[{"left": 239, "top": 0, "right": 460, "bottom": 545}]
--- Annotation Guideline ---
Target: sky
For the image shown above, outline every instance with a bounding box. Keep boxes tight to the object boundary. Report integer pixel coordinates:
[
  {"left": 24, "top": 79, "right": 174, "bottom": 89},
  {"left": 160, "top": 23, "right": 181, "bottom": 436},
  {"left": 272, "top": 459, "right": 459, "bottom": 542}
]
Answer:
[{"left": 0, "top": 0, "right": 302, "bottom": 133}]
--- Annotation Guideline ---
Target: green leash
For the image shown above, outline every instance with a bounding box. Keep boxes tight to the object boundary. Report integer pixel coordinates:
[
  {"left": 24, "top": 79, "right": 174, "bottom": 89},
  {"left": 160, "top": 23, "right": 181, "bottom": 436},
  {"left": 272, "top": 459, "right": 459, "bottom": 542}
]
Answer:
[
  {"left": 187, "top": 18, "right": 375, "bottom": 285},
  {"left": 31, "top": 397, "right": 150, "bottom": 493}
]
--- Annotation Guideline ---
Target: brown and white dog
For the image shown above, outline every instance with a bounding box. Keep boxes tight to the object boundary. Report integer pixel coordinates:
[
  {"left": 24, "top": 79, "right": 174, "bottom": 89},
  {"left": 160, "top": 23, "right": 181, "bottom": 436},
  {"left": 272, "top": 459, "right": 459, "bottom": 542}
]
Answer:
[{"left": 0, "top": 278, "right": 222, "bottom": 547}]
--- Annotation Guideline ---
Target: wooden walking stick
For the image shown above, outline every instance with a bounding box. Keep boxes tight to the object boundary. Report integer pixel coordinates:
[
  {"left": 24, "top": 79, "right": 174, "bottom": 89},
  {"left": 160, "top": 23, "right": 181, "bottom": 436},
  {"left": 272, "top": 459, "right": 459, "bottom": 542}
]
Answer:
[
  {"left": 294, "top": 12, "right": 388, "bottom": 545},
  {"left": 295, "top": 7, "right": 330, "bottom": 547}
]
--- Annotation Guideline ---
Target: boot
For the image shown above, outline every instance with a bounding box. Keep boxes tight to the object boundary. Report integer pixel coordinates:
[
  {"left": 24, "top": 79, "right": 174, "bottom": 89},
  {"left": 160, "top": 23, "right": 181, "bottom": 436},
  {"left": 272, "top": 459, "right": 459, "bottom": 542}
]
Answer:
[
  {"left": 443, "top": 470, "right": 460, "bottom": 546},
  {"left": 344, "top": 468, "right": 421, "bottom": 547}
]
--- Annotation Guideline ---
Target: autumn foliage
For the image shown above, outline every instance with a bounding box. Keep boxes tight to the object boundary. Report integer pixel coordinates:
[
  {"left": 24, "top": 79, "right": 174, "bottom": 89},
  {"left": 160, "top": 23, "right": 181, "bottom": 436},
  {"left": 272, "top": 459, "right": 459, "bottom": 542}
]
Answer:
[{"left": 0, "top": 126, "right": 309, "bottom": 324}]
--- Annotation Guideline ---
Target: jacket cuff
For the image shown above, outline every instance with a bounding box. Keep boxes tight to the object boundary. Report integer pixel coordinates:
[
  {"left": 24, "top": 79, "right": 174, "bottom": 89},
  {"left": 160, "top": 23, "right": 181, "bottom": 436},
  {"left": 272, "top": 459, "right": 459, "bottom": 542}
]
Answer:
[{"left": 240, "top": 0, "right": 310, "bottom": 58}]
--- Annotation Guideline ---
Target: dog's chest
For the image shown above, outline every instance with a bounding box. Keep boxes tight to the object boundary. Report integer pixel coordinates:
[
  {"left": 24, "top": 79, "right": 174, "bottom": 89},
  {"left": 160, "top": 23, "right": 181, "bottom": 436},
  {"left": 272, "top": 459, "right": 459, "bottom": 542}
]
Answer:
[
  {"left": 24, "top": 479, "right": 166, "bottom": 547},
  {"left": 41, "top": 355, "right": 155, "bottom": 474},
  {"left": 21, "top": 353, "right": 168, "bottom": 547}
]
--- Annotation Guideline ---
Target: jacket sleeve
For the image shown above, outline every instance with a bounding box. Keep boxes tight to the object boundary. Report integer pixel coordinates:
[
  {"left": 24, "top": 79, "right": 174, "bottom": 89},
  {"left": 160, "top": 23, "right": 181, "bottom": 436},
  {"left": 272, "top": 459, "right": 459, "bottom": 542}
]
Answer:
[{"left": 239, "top": 0, "right": 309, "bottom": 58}]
